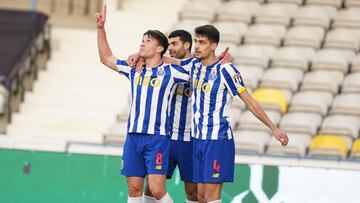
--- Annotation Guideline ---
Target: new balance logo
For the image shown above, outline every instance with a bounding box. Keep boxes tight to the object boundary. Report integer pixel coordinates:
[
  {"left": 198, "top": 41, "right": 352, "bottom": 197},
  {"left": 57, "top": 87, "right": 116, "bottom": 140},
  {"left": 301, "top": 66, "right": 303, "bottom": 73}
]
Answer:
[
  {"left": 155, "top": 152, "right": 163, "bottom": 170},
  {"left": 212, "top": 173, "right": 219, "bottom": 178}
]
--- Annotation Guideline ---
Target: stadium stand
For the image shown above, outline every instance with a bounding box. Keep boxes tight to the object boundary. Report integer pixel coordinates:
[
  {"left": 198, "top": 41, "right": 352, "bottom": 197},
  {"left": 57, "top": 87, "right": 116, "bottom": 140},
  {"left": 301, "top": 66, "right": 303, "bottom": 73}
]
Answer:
[
  {"left": 284, "top": 26, "right": 325, "bottom": 49},
  {"left": 271, "top": 47, "right": 316, "bottom": 71},
  {"left": 255, "top": 3, "right": 299, "bottom": 26},
  {"left": 1, "top": 0, "right": 359, "bottom": 165},
  {"left": 289, "top": 91, "right": 333, "bottom": 116},
  {"left": 333, "top": 7, "right": 360, "bottom": 29},
  {"left": 301, "top": 70, "right": 344, "bottom": 94},
  {"left": 233, "top": 44, "right": 276, "bottom": 68},
  {"left": 280, "top": 112, "right": 322, "bottom": 136},
  {"left": 236, "top": 65, "right": 263, "bottom": 90},
  {"left": 342, "top": 72, "right": 360, "bottom": 93},
  {"left": 216, "top": 1, "right": 260, "bottom": 24},
  {"left": 179, "top": 0, "right": 217, "bottom": 21},
  {"left": 351, "top": 138, "right": 360, "bottom": 159},
  {"left": 293, "top": 5, "right": 337, "bottom": 29},
  {"left": 252, "top": 88, "right": 288, "bottom": 113},
  {"left": 309, "top": 134, "right": 348, "bottom": 159},
  {"left": 239, "top": 109, "right": 282, "bottom": 132},
  {"left": 244, "top": 24, "right": 287, "bottom": 46},
  {"left": 233, "top": 130, "right": 271, "bottom": 154},
  {"left": 0, "top": 9, "right": 49, "bottom": 133},
  {"left": 267, "top": 132, "right": 311, "bottom": 156}
]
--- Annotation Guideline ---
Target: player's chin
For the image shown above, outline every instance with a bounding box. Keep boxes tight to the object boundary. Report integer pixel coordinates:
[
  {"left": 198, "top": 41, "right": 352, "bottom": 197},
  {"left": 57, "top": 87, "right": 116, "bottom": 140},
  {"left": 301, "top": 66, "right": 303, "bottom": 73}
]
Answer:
[
  {"left": 194, "top": 53, "right": 201, "bottom": 58},
  {"left": 139, "top": 52, "right": 146, "bottom": 58}
]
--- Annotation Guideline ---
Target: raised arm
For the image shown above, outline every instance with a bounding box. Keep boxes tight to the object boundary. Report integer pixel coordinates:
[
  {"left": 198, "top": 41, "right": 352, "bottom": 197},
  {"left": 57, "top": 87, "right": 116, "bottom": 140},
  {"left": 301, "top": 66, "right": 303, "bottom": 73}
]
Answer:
[
  {"left": 96, "top": 5, "right": 117, "bottom": 71},
  {"left": 239, "top": 91, "right": 289, "bottom": 146}
]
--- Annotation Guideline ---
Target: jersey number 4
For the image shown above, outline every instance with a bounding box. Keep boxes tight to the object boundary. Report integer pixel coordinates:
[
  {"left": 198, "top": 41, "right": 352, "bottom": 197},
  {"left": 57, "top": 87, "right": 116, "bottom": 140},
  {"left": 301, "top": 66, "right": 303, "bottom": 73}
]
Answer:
[{"left": 213, "top": 159, "right": 220, "bottom": 172}]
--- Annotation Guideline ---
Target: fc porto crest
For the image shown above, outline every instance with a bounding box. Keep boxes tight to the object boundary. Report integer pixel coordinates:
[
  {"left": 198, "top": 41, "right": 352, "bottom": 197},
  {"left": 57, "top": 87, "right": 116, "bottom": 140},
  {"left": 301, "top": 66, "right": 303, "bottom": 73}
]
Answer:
[
  {"left": 209, "top": 70, "right": 217, "bottom": 81},
  {"left": 157, "top": 67, "right": 165, "bottom": 77}
]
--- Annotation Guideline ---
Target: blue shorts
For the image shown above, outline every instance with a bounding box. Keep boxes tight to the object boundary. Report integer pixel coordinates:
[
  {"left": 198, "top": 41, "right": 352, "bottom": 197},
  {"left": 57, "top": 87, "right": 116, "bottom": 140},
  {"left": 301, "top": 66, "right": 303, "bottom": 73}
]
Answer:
[
  {"left": 192, "top": 138, "right": 235, "bottom": 183},
  {"left": 121, "top": 133, "right": 170, "bottom": 177},
  {"left": 167, "top": 139, "right": 194, "bottom": 182}
]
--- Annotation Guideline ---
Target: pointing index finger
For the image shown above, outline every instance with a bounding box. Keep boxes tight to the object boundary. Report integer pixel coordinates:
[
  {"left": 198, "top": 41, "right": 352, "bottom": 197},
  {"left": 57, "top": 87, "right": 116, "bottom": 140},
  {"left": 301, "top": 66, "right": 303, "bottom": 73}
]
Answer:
[
  {"left": 102, "top": 5, "right": 107, "bottom": 17},
  {"left": 223, "top": 47, "right": 229, "bottom": 54}
]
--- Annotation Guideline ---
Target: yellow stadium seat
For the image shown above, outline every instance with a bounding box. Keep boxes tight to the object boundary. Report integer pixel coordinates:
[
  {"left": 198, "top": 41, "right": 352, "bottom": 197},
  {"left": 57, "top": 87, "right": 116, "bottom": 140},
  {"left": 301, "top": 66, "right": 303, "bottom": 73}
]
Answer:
[
  {"left": 309, "top": 135, "right": 348, "bottom": 158},
  {"left": 351, "top": 139, "right": 360, "bottom": 158},
  {"left": 252, "top": 88, "right": 288, "bottom": 113}
]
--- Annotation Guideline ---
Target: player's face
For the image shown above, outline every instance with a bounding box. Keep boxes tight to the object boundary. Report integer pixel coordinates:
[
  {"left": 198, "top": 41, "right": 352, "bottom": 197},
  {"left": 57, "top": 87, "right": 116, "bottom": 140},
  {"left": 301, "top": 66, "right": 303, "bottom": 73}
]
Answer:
[
  {"left": 168, "top": 37, "right": 187, "bottom": 59},
  {"left": 194, "top": 35, "right": 217, "bottom": 60},
  {"left": 139, "top": 34, "right": 162, "bottom": 58}
]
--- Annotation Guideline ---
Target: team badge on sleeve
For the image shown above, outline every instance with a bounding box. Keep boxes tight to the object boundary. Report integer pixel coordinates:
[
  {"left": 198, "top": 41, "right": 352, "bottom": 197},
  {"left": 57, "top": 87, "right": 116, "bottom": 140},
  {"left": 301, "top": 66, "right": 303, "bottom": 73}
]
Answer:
[{"left": 233, "top": 73, "right": 244, "bottom": 85}]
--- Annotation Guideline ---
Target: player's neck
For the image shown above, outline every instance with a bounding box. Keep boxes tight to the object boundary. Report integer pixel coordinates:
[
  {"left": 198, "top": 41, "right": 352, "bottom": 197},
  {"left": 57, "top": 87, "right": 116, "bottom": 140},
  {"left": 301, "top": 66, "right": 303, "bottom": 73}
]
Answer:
[
  {"left": 201, "top": 53, "right": 217, "bottom": 67},
  {"left": 183, "top": 51, "right": 192, "bottom": 60},
  {"left": 144, "top": 55, "right": 162, "bottom": 68}
]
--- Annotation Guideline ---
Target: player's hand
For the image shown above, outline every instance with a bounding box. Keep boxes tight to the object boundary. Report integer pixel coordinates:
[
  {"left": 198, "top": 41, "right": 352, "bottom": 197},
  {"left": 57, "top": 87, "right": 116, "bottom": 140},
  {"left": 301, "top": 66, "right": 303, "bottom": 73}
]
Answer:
[
  {"left": 95, "top": 5, "right": 106, "bottom": 29},
  {"left": 219, "top": 47, "right": 232, "bottom": 64},
  {"left": 273, "top": 128, "right": 288, "bottom": 146},
  {"left": 135, "top": 58, "right": 145, "bottom": 73},
  {"left": 127, "top": 53, "right": 140, "bottom": 67}
]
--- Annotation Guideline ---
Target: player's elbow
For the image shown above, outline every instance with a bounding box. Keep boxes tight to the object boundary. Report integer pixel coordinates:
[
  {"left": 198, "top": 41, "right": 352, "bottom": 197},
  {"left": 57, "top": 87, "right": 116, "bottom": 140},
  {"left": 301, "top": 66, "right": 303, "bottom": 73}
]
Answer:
[
  {"left": 99, "top": 55, "right": 111, "bottom": 66},
  {"left": 99, "top": 57, "right": 107, "bottom": 65}
]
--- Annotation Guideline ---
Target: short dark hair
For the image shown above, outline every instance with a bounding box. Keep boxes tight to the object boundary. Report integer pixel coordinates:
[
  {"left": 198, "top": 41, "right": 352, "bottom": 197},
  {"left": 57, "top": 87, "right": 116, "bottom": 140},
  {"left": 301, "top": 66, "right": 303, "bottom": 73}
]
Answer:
[
  {"left": 168, "top": 29, "right": 193, "bottom": 51},
  {"left": 143, "top": 30, "right": 169, "bottom": 56},
  {"left": 194, "top": 25, "right": 220, "bottom": 44}
]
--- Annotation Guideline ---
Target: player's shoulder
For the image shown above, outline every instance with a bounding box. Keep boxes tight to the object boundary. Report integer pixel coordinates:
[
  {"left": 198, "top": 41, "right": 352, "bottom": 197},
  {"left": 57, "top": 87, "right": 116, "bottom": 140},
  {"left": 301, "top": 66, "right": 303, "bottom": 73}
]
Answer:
[
  {"left": 117, "top": 59, "right": 129, "bottom": 66},
  {"left": 219, "top": 62, "right": 237, "bottom": 71},
  {"left": 219, "top": 62, "right": 243, "bottom": 77},
  {"left": 162, "top": 63, "right": 180, "bottom": 70},
  {"left": 181, "top": 56, "right": 199, "bottom": 66}
]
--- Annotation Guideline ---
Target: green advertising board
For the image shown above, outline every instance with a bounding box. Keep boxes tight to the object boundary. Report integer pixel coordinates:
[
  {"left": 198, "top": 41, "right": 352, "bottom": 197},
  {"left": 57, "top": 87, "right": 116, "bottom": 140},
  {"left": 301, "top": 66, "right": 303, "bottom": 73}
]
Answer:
[{"left": 1, "top": 149, "right": 359, "bottom": 203}]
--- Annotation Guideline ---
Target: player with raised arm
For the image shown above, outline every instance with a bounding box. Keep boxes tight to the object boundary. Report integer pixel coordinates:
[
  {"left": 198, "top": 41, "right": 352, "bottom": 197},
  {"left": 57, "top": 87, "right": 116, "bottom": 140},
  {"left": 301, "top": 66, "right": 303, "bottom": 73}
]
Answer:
[
  {"left": 96, "top": 5, "right": 190, "bottom": 203},
  {"left": 141, "top": 30, "right": 198, "bottom": 203}
]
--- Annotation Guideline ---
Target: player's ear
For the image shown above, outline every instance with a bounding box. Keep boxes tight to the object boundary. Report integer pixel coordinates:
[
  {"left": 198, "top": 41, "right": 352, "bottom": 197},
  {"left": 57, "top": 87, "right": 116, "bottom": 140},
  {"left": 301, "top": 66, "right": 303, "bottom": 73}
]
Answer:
[
  {"left": 184, "top": 42, "right": 191, "bottom": 50},
  {"left": 211, "top": 42, "right": 218, "bottom": 52},
  {"left": 156, "top": 46, "right": 164, "bottom": 55}
]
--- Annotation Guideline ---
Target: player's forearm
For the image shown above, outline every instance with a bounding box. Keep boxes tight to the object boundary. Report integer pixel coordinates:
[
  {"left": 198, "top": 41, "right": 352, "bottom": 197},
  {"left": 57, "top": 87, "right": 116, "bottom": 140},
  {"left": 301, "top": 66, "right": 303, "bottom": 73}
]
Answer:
[
  {"left": 246, "top": 96, "right": 277, "bottom": 132},
  {"left": 162, "top": 56, "right": 180, "bottom": 65},
  {"left": 97, "top": 28, "right": 115, "bottom": 68}
]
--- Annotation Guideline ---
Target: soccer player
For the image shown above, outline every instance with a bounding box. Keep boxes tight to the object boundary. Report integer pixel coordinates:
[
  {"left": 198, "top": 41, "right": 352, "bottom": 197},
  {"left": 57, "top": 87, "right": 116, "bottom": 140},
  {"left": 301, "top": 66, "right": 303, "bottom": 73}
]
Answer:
[
  {"left": 180, "top": 25, "right": 289, "bottom": 203},
  {"left": 141, "top": 30, "right": 198, "bottom": 203},
  {"left": 96, "top": 5, "right": 190, "bottom": 203}
]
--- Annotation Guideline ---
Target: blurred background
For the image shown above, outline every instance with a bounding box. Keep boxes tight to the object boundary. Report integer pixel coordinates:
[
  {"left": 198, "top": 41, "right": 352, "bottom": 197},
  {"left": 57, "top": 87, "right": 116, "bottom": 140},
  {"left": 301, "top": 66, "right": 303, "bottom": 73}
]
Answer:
[{"left": 0, "top": 0, "right": 360, "bottom": 202}]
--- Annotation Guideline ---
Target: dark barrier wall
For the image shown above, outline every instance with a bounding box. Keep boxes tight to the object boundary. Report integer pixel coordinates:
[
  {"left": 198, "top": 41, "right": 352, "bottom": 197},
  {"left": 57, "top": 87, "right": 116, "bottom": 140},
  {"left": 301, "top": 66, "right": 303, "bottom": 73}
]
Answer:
[{"left": 0, "top": 9, "right": 48, "bottom": 87}]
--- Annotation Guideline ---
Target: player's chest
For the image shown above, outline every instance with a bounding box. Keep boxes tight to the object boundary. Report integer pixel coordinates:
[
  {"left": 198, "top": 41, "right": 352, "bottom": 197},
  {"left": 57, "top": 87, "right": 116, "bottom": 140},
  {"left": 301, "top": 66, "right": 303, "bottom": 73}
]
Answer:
[
  {"left": 190, "top": 66, "right": 222, "bottom": 94},
  {"left": 132, "top": 67, "right": 170, "bottom": 89}
]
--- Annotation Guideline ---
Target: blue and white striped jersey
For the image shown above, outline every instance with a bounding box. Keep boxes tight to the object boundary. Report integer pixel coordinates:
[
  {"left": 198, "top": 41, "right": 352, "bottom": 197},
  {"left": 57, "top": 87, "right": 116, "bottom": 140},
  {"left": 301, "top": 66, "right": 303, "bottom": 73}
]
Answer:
[
  {"left": 168, "top": 82, "right": 192, "bottom": 142},
  {"left": 116, "top": 59, "right": 189, "bottom": 136},
  {"left": 181, "top": 57, "right": 247, "bottom": 140}
]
